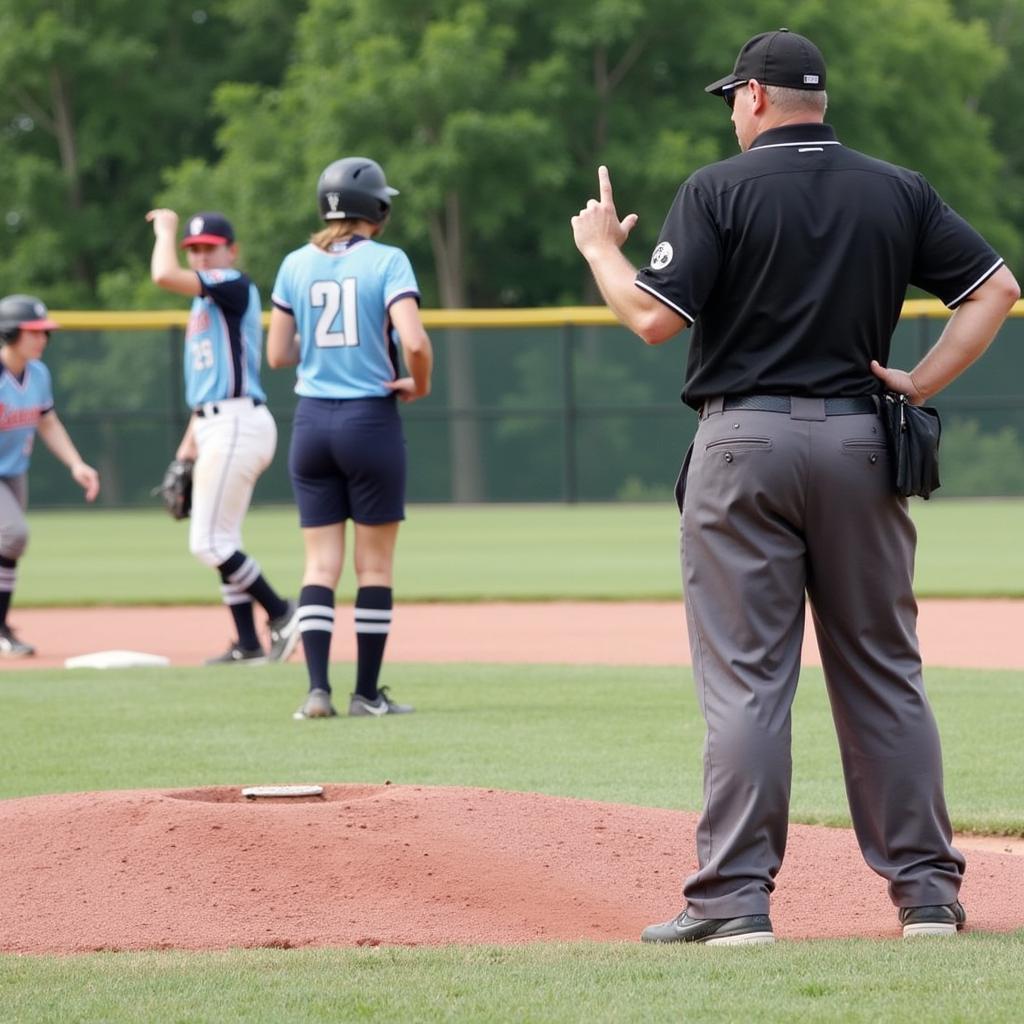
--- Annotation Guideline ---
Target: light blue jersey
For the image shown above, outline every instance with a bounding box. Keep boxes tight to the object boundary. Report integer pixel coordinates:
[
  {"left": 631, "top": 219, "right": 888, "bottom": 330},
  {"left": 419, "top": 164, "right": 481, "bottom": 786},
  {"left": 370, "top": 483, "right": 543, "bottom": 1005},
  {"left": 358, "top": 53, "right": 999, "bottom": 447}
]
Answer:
[
  {"left": 184, "top": 269, "right": 267, "bottom": 408},
  {"left": 271, "top": 236, "right": 419, "bottom": 399},
  {"left": 0, "top": 361, "right": 54, "bottom": 476}
]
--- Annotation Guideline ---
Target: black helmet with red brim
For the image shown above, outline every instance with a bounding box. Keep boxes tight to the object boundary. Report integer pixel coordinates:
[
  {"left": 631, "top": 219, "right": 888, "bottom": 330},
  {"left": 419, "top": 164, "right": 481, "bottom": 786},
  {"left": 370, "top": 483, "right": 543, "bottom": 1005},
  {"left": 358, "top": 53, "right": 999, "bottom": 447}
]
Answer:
[{"left": 0, "top": 294, "right": 60, "bottom": 339}]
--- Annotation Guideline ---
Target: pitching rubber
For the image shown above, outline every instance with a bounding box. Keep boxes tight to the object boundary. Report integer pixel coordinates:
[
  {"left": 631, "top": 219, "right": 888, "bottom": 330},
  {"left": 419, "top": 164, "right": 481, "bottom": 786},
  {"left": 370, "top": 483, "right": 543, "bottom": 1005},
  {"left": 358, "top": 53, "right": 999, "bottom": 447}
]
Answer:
[{"left": 241, "top": 785, "right": 324, "bottom": 799}]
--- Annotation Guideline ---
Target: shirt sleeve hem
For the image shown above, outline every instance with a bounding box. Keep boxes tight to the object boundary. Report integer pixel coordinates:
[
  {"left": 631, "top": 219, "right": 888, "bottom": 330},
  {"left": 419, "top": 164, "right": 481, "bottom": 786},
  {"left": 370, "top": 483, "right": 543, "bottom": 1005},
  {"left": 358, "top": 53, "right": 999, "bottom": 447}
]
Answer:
[
  {"left": 946, "top": 258, "right": 1005, "bottom": 309},
  {"left": 386, "top": 289, "right": 421, "bottom": 310},
  {"left": 271, "top": 296, "right": 294, "bottom": 314},
  {"left": 634, "top": 280, "right": 695, "bottom": 324}
]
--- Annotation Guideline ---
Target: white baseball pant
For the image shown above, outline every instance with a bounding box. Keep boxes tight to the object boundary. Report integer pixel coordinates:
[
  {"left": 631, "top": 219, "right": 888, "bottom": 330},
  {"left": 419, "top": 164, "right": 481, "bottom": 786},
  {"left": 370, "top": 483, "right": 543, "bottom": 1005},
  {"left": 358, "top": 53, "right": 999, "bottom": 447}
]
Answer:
[{"left": 189, "top": 398, "right": 277, "bottom": 567}]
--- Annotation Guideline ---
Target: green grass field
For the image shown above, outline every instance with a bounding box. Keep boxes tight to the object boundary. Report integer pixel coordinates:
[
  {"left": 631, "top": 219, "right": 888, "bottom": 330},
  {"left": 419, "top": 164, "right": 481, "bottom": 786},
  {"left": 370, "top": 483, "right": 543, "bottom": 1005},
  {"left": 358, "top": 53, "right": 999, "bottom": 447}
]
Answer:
[
  {"left": 15, "top": 498, "right": 1024, "bottom": 605},
  {"left": 3, "top": 938, "right": 1023, "bottom": 1024},
  {"left": 4, "top": 501, "right": 1023, "bottom": 1022}
]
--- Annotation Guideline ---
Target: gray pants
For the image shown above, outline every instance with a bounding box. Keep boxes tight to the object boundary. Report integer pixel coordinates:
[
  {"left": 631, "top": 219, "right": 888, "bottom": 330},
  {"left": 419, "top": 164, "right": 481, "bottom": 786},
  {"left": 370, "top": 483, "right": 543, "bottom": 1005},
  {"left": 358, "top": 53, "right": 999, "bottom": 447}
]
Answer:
[
  {"left": 680, "top": 398, "right": 963, "bottom": 919},
  {"left": 0, "top": 475, "right": 29, "bottom": 561}
]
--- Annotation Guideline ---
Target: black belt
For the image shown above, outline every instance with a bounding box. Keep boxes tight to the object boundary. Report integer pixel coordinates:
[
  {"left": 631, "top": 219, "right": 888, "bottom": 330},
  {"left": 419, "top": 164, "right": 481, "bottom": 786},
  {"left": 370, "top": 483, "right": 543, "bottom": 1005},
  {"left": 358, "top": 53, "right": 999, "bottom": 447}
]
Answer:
[
  {"left": 194, "top": 398, "right": 264, "bottom": 418},
  {"left": 721, "top": 395, "right": 877, "bottom": 416}
]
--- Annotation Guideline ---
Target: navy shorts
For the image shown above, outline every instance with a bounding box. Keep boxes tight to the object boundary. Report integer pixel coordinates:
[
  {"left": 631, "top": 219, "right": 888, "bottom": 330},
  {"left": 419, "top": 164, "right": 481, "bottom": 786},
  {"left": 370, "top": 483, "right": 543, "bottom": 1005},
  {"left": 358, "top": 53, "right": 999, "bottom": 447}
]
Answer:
[{"left": 288, "top": 396, "right": 406, "bottom": 527}]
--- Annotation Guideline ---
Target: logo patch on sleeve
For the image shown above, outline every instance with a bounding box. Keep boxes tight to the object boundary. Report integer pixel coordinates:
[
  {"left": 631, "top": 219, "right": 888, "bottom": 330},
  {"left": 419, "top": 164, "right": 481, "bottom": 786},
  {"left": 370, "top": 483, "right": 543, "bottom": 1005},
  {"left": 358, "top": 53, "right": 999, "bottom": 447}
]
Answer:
[{"left": 650, "top": 242, "right": 674, "bottom": 270}]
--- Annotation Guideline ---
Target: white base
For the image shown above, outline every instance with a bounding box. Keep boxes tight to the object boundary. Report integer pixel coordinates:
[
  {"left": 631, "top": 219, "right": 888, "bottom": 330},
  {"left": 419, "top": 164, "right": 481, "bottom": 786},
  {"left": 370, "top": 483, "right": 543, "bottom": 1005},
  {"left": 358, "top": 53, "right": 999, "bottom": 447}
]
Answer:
[{"left": 65, "top": 650, "right": 171, "bottom": 669}]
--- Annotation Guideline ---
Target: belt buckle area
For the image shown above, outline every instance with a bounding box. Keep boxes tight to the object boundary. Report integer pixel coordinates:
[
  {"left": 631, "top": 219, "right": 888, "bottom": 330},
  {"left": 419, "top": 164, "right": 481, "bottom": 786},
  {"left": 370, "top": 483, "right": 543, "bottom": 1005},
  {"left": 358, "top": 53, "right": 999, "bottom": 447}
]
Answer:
[{"left": 789, "top": 397, "right": 825, "bottom": 421}]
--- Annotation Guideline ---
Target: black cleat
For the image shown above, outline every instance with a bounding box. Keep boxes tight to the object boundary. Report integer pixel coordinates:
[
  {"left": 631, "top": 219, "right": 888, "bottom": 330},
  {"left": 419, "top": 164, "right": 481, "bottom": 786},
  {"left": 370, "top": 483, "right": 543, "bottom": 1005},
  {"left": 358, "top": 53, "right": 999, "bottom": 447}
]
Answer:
[
  {"left": 267, "top": 600, "right": 301, "bottom": 663},
  {"left": 900, "top": 901, "right": 966, "bottom": 938},
  {"left": 0, "top": 624, "right": 35, "bottom": 657},
  {"left": 204, "top": 642, "right": 267, "bottom": 666}
]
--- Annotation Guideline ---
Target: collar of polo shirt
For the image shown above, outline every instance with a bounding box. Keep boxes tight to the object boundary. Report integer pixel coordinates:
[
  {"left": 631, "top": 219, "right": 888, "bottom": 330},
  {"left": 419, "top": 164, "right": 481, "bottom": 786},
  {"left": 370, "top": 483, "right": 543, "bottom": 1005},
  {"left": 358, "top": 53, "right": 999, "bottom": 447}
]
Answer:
[{"left": 748, "top": 122, "right": 839, "bottom": 151}]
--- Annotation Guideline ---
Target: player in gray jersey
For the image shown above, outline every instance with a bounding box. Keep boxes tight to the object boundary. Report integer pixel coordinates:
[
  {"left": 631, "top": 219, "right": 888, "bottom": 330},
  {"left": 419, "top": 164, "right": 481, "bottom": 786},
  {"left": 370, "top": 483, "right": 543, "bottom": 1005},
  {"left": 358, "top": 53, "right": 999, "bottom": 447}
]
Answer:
[{"left": 0, "top": 295, "right": 99, "bottom": 656}]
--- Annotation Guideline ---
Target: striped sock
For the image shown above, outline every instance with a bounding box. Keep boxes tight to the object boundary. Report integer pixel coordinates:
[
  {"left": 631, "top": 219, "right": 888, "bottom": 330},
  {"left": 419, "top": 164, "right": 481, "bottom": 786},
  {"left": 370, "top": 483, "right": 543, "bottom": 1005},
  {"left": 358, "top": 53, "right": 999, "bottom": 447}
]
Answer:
[
  {"left": 218, "top": 553, "right": 260, "bottom": 650},
  {"left": 298, "top": 584, "right": 335, "bottom": 693},
  {"left": 218, "top": 551, "right": 288, "bottom": 621},
  {"left": 0, "top": 556, "right": 15, "bottom": 626},
  {"left": 355, "top": 586, "right": 392, "bottom": 700}
]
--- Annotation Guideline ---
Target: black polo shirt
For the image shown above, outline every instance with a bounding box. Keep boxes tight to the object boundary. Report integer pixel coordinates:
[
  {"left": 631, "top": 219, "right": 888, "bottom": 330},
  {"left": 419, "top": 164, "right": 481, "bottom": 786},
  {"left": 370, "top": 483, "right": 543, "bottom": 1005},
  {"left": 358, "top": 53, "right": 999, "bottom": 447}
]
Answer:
[{"left": 635, "top": 123, "right": 1004, "bottom": 410}]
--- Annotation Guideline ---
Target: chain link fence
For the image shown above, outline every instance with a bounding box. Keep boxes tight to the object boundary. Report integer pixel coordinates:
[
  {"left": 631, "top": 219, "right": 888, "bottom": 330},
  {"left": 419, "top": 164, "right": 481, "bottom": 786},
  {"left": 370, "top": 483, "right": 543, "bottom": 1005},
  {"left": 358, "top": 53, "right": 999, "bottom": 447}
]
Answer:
[{"left": 29, "top": 306, "right": 1024, "bottom": 507}]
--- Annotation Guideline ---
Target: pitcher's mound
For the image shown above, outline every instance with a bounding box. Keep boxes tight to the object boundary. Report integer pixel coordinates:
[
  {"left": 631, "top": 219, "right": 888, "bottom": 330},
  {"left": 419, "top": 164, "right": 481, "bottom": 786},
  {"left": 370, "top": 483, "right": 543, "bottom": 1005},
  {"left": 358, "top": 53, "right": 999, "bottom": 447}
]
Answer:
[{"left": 1, "top": 784, "right": 1021, "bottom": 953}]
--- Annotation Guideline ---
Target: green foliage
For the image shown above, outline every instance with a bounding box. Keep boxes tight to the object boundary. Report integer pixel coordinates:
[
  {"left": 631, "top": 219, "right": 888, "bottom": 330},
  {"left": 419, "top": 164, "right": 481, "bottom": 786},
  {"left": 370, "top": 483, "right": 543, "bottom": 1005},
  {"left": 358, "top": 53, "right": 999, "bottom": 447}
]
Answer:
[
  {"left": 0, "top": 0, "right": 1019, "bottom": 309},
  {"left": 0, "top": 2, "right": 294, "bottom": 307},
  {"left": 149, "top": 0, "right": 1020, "bottom": 307},
  {"left": 938, "top": 418, "right": 1024, "bottom": 496}
]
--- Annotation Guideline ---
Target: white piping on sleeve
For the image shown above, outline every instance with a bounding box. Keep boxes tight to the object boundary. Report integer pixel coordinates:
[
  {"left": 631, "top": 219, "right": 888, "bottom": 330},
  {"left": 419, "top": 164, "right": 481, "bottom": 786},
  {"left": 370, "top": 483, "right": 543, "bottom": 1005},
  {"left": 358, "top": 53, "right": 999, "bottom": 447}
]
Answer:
[
  {"left": 634, "top": 280, "right": 695, "bottom": 323},
  {"left": 947, "top": 259, "right": 1005, "bottom": 309}
]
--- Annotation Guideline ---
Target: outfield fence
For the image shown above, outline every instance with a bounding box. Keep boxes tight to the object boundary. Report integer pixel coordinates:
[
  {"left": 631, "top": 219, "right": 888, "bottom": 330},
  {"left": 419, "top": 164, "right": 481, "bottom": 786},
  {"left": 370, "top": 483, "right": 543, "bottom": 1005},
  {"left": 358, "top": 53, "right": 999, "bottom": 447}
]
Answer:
[{"left": 30, "top": 303, "right": 1024, "bottom": 507}]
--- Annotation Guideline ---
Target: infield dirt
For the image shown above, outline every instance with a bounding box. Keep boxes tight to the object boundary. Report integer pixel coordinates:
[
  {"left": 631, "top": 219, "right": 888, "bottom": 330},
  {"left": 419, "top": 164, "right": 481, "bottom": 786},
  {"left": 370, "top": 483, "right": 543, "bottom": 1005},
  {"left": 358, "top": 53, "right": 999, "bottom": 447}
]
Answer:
[
  {"left": 2, "top": 783, "right": 1022, "bottom": 954},
  {"left": 6, "top": 598, "right": 1023, "bottom": 671}
]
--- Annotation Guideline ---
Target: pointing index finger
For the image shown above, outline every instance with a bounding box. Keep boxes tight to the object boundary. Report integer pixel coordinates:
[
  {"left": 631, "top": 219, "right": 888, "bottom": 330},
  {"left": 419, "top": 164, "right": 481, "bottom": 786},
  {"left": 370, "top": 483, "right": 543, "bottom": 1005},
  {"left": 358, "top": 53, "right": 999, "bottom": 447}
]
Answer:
[{"left": 598, "top": 165, "right": 614, "bottom": 204}]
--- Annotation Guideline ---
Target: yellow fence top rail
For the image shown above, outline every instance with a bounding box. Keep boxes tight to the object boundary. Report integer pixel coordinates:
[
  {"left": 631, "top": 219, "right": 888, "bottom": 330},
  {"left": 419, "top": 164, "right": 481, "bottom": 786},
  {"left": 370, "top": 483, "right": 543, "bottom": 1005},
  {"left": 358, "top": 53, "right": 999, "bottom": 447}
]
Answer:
[{"left": 48, "top": 300, "right": 1024, "bottom": 331}]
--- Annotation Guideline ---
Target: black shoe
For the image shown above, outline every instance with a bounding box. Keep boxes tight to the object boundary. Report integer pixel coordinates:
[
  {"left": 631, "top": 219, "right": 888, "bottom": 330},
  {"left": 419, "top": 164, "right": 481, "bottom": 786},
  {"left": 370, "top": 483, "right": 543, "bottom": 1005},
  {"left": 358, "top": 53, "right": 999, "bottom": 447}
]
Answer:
[
  {"left": 204, "top": 642, "right": 267, "bottom": 666},
  {"left": 899, "top": 901, "right": 966, "bottom": 938},
  {"left": 267, "top": 600, "right": 301, "bottom": 663},
  {"left": 0, "top": 624, "right": 35, "bottom": 657},
  {"left": 641, "top": 908, "right": 774, "bottom": 945}
]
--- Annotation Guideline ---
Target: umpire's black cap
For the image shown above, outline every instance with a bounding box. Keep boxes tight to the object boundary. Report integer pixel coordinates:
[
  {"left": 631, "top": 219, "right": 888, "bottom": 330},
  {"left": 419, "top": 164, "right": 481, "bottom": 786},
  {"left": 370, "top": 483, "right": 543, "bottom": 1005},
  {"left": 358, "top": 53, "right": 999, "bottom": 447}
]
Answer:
[{"left": 705, "top": 28, "right": 827, "bottom": 96}]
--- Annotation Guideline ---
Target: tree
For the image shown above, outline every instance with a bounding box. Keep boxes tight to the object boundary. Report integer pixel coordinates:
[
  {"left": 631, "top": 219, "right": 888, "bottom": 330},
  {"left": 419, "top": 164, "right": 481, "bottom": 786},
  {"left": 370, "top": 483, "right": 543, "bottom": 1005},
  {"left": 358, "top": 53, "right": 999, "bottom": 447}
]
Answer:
[{"left": 0, "top": 0, "right": 296, "bottom": 307}]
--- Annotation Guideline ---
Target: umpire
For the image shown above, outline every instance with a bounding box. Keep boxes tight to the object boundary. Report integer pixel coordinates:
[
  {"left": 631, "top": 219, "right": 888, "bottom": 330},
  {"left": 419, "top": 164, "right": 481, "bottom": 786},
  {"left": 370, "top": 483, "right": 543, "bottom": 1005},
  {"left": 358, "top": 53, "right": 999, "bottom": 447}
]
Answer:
[{"left": 571, "top": 28, "right": 1019, "bottom": 944}]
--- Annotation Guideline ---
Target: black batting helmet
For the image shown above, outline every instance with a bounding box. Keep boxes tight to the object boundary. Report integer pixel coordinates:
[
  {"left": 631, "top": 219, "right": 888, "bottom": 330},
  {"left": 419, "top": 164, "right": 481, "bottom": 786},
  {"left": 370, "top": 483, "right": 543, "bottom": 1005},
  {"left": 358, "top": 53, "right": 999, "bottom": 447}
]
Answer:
[
  {"left": 0, "top": 294, "right": 60, "bottom": 343},
  {"left": 316, "top": 157, "right": 399, "bottom": 224}
]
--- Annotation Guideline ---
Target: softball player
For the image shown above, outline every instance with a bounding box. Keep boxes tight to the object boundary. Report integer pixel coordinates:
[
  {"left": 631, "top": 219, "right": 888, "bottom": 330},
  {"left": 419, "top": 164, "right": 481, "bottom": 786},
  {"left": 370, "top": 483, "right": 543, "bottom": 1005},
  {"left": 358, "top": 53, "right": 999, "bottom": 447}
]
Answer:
[
  {"left": 148, "top": 208, "right": 300, "bottom": 664},
  {"left": 267, "top": 157, "right": 433, "bottom": 719},
  {"left": 0, "top": 295, "right": 100, "bottom": 656}
]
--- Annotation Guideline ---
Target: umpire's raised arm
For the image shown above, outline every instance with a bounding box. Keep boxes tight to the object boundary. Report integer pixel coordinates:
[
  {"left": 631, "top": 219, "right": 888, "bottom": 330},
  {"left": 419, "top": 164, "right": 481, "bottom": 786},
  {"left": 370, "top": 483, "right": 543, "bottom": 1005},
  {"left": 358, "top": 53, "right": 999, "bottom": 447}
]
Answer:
[{"left": 571, "top": 165, "right": 687, "bottom": 345}]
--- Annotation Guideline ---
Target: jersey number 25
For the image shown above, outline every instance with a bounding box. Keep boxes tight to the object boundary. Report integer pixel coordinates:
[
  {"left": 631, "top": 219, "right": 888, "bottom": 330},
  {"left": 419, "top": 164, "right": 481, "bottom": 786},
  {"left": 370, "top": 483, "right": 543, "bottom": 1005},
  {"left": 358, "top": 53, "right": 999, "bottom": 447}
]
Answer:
[{"left": 311, "top": 278, "right": 359, "bottom": 348}]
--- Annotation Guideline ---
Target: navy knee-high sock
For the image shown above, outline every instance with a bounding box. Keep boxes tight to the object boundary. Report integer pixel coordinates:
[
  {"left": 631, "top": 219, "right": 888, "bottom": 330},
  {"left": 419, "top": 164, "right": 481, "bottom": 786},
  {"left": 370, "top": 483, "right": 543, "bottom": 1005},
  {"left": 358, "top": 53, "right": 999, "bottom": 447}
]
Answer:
[
  {"left": 355, "top": 586, "right": 392, "bottom": 700},
  {"left": 298, "top": 584, "right": 334, "bottom": 693},
  {"left": 217, "top": 553, "right": 260, "bottom": 650}
]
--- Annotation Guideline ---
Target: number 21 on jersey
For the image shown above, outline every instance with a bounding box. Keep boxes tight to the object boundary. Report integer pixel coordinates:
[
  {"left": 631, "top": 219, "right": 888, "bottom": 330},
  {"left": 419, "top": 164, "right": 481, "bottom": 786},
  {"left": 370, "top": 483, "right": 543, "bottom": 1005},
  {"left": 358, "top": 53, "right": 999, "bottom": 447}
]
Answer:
[{"left": 311, "top": 278, "right": 359, "bottom": 348}]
